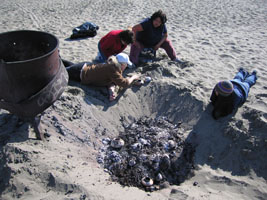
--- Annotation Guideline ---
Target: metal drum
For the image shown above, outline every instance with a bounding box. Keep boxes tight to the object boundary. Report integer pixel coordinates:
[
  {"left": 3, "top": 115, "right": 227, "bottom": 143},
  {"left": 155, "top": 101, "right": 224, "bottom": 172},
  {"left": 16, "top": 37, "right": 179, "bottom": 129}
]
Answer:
[{"left": 0, "top": 30, "right": 69, "bottom": 139}]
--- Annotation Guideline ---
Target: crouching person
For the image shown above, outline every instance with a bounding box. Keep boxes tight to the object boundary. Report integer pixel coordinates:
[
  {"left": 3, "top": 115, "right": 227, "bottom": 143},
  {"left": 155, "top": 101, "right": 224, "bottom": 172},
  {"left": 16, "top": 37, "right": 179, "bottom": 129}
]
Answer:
[
  {"left": 210, "top": 68, "right": 257, "bottom": 119},
  {"left": 66, "top": 53, "right": 140, "bottom": 101}
]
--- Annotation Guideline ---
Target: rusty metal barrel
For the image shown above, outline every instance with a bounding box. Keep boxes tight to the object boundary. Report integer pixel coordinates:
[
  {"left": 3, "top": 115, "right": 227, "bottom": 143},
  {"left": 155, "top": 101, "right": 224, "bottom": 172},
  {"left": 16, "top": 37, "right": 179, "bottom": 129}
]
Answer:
[{"left": 0, "top": 30, "right": 68, "bottom": 118}]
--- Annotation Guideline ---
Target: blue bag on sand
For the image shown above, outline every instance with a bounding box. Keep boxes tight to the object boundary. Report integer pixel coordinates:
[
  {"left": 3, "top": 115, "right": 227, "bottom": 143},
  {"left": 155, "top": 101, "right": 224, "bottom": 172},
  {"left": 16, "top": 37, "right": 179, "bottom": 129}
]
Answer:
[{"left": 70, "top": 22, "right": 99, "bottom": 39}]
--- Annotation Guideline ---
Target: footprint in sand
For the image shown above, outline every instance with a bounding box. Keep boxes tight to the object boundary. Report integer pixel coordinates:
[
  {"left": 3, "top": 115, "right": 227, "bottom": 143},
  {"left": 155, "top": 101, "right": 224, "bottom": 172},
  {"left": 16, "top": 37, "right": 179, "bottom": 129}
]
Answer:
[{"left": 219, "top": 54, "right": 235, "bottom": 59}]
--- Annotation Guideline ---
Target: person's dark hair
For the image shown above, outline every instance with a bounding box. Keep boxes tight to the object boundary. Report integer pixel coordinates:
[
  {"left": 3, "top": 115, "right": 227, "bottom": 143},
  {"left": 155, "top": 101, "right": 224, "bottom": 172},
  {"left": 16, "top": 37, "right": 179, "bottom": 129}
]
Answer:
[
  {"left": 151, "top": 10, "right": 167, "bottom": 25},
  {"left": 212, "top": 93, "right": 235, "bottom": 120},
  {"left": 119, "top": 30, "right": 134, "bottom": 44}
]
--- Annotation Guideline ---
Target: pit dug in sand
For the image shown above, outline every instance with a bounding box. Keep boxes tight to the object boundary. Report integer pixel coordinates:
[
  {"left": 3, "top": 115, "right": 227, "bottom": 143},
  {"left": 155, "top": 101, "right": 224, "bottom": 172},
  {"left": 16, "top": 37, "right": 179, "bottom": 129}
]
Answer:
[
  {"left": 98, "top": 116, "right": 196, "bottom": 192},
  {"left": 91, "top": 71, "right": 203, "bottom": 191}
]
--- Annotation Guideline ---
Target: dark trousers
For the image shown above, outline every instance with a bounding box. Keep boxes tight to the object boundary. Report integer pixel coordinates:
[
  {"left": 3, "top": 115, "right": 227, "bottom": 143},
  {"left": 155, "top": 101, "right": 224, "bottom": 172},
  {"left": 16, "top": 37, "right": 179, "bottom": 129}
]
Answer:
[{"left": 63, "top": 60, "right": 86, "bottom": 82}]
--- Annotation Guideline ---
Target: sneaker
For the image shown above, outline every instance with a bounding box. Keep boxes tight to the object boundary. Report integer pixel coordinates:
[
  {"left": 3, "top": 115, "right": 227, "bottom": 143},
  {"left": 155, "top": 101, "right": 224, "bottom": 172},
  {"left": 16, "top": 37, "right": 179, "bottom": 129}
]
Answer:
[
  {"left": 96, "top": 52, "right": 106, "bottom": 63},
  {"left": 108, "top": 85, "right": 119, "bottom": 102},
  {"left": 238, "top": 67, "right": 249, "bottom": 78},
  {"left": 239, "top": 67, "right": 244, "bottom": 72},
  {"left": 173, "top": 58, "right": 183, "bottom": 64},
  {"left": 96, "top": 52, "right": 101, "bottom": 60},
  {"left": 252, "top": 70, "right": 257, "bottom": 75}
]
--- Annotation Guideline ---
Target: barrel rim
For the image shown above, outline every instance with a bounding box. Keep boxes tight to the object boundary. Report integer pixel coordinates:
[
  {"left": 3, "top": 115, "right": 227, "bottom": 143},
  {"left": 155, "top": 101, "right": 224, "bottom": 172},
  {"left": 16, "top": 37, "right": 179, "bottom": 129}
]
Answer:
[{"left": 0, "top": 29, "right": 59, "bottom": 64}]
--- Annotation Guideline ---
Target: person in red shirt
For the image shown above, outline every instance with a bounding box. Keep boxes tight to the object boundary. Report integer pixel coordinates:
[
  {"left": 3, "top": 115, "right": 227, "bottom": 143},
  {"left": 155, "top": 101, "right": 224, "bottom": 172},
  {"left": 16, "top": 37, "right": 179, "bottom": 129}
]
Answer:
[{"left": 97, "top": 30, "right": 134, "bottom": 64}]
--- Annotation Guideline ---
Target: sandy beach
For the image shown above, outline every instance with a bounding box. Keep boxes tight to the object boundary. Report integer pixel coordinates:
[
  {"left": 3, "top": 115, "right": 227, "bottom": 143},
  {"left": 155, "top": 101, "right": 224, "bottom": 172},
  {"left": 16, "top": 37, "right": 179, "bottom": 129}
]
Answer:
[{"left": 1, "top": 0, "right": 267, "bottom": 199}]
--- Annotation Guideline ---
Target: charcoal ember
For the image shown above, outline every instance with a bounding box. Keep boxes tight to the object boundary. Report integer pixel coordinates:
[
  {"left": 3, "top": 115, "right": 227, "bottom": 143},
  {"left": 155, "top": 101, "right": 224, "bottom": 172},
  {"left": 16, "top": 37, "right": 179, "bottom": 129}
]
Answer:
[
  {"left": 160, "top": 154, "right": 171, "bottom": 170},
  {"left": 97, "top": 116, "right": 195, "bottom": 191},
  {"left": 145, "top": 185, "right": 157, "bottom": 192},
  {"left": 167, "top": 140, "right": 176, "bottom": 150},
  {"left": 107, "top": 151, "right": 122, "bottom": 163},
  {"left": 155, "top": 173, "right": 163, "bottom": 182},
  {"left": 97, "top": 154, "right": 104, "bottom": 164},
  {"left": 128, "top": 157, "right": 136, "bottom": 167},
  {"left": 139, "top": 153, "right": 148, "bottom": 162},
  {"left": 102, "top": 138, "right": 111, "bottom": 145},
  {"left": 138, "top": 138, "right": 150, "bottom": 146},
  {"left": 110, "top": 138, "right": 125, "bottom": 149},
  {"left": 131, "top": 142, "right": 142, "bottom": 151}
]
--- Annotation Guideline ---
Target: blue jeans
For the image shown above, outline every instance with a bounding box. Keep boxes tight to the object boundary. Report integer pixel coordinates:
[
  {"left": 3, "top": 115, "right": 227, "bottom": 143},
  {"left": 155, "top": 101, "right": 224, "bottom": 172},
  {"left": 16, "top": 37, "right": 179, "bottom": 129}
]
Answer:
[
  {"left": 231, "top": 69, "right": 257, "bottom": 99},
  {"left": 97, "top": 42, "right": 107, "bottom": 62}
]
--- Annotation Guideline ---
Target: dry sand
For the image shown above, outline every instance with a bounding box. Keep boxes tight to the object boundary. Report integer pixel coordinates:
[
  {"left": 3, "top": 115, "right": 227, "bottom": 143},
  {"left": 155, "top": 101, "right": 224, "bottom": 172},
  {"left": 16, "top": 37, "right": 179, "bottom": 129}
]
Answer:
[{"left": 1, "top": 0, "right": 267, "bottom": 199}]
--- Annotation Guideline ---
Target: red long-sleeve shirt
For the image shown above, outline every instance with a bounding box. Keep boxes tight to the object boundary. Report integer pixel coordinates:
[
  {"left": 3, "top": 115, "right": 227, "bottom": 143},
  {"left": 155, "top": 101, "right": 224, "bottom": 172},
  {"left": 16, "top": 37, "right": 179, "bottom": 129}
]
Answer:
[{"left": 99, "top": 30, "right": 126, "bottom": 58}]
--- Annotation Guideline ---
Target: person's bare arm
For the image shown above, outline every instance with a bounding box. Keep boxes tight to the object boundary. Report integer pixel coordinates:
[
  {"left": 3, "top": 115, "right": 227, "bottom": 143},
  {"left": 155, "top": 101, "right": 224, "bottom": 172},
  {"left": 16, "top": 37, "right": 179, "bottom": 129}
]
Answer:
[
  {"left": 127, "top": 74, "right": 140, "bottom": 85},
  {"left": 112, "top": 72, "right": 140, "bottom": 88},
  {"left": 132, "top": 24, "right": 143, "bottom": 48},
  {"left": 132, "top": 24, "right": 143, "bottom": 37}
]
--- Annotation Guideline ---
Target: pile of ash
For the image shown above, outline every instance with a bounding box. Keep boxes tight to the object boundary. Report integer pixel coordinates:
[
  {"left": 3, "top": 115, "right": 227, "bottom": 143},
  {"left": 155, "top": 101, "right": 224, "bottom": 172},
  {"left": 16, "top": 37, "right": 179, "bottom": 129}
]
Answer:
[{"left": 97, "top": 116, "right": 195, "bottom": 191}]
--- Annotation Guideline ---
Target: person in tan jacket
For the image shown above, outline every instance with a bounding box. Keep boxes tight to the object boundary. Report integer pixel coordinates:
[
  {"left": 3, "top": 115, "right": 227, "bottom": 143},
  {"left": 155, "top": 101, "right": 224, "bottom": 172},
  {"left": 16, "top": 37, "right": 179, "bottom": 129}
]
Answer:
[{"left": 65, "top": 53, "right": 140, "bottom": 101}]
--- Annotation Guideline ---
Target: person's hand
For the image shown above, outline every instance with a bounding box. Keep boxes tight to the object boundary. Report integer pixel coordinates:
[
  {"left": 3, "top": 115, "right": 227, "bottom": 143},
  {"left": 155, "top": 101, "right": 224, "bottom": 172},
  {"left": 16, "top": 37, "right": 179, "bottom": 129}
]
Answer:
[
  {"left": 133, "top": 79, "right": 144, "bottom": 86},
  {"left": 132, "top": 74, "right": 140, "bottom": 80},
  {"left": 132, "top": 74, "right": 143, "bottom": 86},
  {"left": 128, "top": 74, "right": 141, "bottom": 85},
  {"left": 154, "top": 44, "right": 160, "bottom": 51}
]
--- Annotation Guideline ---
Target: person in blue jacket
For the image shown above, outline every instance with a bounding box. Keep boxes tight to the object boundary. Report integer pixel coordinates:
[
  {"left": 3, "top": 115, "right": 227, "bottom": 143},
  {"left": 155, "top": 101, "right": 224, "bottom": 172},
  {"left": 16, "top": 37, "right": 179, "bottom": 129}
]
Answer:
[{"left": 210, "top": 68, "right": 257, "bottom": 119}]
